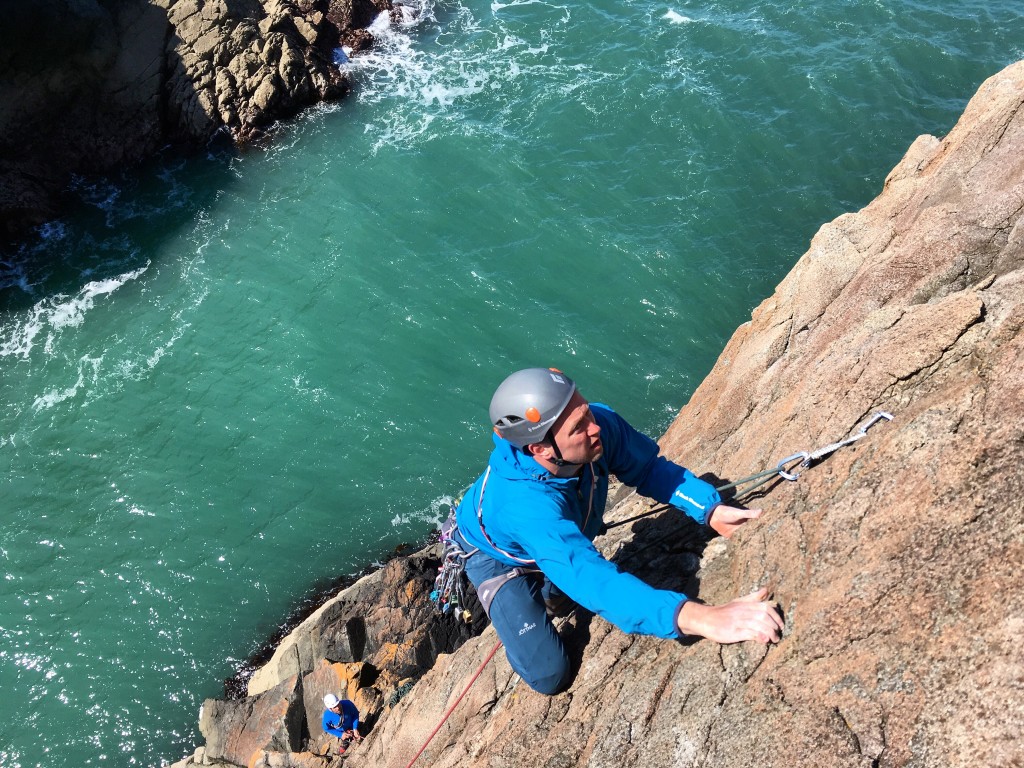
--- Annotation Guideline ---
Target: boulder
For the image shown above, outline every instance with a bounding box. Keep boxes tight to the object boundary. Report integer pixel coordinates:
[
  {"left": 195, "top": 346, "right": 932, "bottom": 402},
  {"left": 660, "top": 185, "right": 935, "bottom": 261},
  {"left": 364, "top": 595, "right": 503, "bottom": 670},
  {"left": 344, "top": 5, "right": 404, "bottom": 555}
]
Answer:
[
  {"left": 247, "top": 751, "right": 339, "bottom": 768},
  {"left": 200, "top": 674, "right": 305, "bottom": 766},
  {"left": 155, "top": 0, "right": 354, "bottom": 144},
  {"left": 247, "top": 546, "right": 483, "bottom": 700},
  {"left": 163, "top": 545, "right": 483, "bottom": 764}
]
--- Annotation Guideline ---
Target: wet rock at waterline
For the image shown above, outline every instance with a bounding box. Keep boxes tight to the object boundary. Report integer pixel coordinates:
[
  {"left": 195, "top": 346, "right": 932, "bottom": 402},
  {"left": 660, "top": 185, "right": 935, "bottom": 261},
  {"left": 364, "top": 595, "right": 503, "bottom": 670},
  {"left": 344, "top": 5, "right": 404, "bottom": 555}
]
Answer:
[{"left": 1, "top": 0, "right": 391, "bottom": 240}]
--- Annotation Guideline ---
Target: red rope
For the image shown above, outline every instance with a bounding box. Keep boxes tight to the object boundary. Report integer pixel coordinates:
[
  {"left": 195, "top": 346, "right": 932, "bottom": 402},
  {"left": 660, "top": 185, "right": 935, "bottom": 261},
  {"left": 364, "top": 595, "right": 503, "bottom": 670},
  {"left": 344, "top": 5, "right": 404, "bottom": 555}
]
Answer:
[{"left": 403, "top": 639, "right": 504, "bottom": 768}]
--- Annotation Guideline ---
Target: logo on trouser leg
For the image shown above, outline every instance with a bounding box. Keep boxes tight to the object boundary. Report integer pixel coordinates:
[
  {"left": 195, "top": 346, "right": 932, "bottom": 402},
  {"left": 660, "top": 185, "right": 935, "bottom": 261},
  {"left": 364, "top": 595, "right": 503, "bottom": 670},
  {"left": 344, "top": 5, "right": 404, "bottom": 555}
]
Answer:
[{"left": 518, "top": 621, "right": 537, "bottom": 636}]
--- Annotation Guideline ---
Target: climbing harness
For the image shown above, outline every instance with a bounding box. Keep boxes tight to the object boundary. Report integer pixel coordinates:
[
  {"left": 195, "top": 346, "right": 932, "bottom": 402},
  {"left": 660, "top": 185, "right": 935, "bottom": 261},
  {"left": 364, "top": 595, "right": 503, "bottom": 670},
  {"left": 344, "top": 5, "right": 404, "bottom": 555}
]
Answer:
[
  {"left": 473, "top": 462, "right": 596, "bottom": 611},
  {"left": 435, "top": 462, "right": 597, "bottom": 618},
  {"left": 607, "top": 411, "right": 894, "bottom": 530},
  {"left": 430, "top": 507, "right": 477, "bottom": 624},
  {"left": 476, "top": 565, "right": 540, "bottom": 616}
]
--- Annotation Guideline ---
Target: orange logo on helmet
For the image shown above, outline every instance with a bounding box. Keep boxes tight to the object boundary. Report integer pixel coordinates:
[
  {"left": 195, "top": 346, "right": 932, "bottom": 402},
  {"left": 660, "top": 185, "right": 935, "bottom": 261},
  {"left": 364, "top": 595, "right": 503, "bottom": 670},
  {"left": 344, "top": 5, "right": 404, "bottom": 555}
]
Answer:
[{"left": 525, "top": 406, "right": 541, "bottom": 423}]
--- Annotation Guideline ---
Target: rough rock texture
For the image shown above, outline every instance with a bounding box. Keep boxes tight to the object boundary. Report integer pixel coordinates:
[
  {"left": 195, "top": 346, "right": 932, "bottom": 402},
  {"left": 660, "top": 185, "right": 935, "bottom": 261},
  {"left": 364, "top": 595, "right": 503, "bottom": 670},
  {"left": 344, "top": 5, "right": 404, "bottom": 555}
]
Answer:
[
  {"left": 167, "top": 546, "right": 484, "bottom": 766},
  {"left": 0, "top": 0, "right": 390, "bottom": 241},
  {"left": 338, "top": 61, "right": 1024, "bottom": 768},
  {"left": 155, "top": 0, "right": 385, "bottom": 145},
  {"left": 168, "top": 61, "right": 1024, "bottom": 768},
  {"left": 200, "top": 674, "right": 305, "bottom": 765},
  {"left": 246, "top": 546, "right": 484, "bottom": 698}
]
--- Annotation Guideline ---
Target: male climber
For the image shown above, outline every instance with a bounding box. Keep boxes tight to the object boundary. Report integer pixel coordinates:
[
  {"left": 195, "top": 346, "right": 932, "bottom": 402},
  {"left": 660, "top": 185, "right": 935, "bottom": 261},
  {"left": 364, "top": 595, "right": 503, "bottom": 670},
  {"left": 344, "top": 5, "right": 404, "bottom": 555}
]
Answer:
[
  {"left": 452, "top": 367, "right": 784, "bottom": 695},
  {"left": 322, "top": 694, "right": 362, "bottom": 754}
]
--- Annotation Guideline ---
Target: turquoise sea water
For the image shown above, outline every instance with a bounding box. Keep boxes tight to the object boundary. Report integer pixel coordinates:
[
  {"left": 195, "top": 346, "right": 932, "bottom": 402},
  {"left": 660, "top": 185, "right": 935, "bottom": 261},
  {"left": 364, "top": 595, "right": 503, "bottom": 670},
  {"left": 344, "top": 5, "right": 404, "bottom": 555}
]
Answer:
[{"left": 1, "top": 1, "right": 1021, "bottom": 765}]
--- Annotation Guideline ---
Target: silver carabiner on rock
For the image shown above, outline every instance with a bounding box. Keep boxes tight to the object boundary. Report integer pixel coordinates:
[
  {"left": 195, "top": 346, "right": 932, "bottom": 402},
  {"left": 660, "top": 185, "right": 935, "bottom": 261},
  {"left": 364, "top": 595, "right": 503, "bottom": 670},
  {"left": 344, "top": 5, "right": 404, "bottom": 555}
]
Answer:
[
  {"left": 856, "top": 411, "right": 894, "bottom": 436},
  {"left": 776, "top": 452, "right": 810, "bottom": 481}
]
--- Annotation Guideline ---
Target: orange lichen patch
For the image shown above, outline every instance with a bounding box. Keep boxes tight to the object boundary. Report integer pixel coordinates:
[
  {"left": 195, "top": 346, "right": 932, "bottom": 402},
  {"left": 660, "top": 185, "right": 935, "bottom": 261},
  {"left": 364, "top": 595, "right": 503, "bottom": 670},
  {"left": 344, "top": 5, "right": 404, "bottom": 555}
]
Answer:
[{"left": 373, "top": 641, "right": 413, "bottom": 671}]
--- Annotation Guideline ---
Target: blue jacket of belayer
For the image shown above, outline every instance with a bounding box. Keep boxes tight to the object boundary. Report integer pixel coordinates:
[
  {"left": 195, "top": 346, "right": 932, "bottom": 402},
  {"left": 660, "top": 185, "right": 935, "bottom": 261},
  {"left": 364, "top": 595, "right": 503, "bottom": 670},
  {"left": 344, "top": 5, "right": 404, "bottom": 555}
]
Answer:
[
  {"left": 454, "top": 402, "right": 721, "bottom": 639},
  {"left": 322, "top": 700, "right": 360, "bottom": 737}
]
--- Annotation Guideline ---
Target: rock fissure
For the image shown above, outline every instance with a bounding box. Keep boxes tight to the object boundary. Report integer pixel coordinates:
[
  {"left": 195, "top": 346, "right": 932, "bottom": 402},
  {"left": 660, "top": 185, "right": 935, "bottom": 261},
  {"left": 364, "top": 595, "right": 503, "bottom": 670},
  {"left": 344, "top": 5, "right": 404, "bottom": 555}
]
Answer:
[
  {"left": 982, "top": 98, "right": 1022, "bottom": 154},
  {"left": 639, "top": 666, "right": 676, "bottom": 729}
]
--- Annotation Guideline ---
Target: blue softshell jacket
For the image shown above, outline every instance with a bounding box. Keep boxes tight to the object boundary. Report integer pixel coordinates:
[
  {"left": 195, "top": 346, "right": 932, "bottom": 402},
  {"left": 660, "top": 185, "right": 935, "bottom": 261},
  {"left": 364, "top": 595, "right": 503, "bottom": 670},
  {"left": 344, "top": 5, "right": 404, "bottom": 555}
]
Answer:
[
  {"left": 322, "top": 700, "right": 360, "bottom": 737},
  {"left": 455, "top": 403, "right": 721, "bottom": 638}
]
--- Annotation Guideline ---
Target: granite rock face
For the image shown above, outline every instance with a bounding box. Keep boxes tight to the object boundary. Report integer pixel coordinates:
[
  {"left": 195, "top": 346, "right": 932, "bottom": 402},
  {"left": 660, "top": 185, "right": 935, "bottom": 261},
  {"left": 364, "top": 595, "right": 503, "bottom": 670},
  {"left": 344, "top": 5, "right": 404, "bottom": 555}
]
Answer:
[
  {"left": 0, "top": 0, "right": 390, "bottom": 240},
  {"left": 167, "top": 61, "right": 1024, "bottom": 768},
  {"left": 155, "top": 0, "right": 385, "bottom": 144},
  {"left": 200, "top": 674, "right": 305, "bottom": 765},
  {"left": 339, "top": 61, "right": 1024, "bottom": 768},
  {"left": 168, "top": 546, "right": 484, "bottom": 767}
]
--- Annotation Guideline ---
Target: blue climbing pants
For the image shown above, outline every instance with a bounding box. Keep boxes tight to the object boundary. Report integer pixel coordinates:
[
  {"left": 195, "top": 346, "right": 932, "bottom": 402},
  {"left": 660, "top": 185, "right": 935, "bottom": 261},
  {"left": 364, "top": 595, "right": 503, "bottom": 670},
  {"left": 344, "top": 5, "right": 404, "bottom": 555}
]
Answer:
[{"left": 458, "top": 539, "right": 572, "bottom": 695}]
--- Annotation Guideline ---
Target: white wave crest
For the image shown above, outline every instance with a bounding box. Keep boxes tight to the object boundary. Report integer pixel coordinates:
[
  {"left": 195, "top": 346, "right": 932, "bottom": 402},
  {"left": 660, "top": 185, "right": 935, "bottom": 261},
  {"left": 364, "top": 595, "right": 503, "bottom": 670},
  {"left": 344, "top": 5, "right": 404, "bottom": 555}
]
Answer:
[
  {"left": 389, "top": 492, "right": 459, "bottom": 528},
  {"left": 0, "top": 265, "right": 148, "bottom": 360},
  {"left": 664, "top": 9, "right": 693, "bottom": 24},
  {"left": 342, "top": 0, "right": 575, "bottom": 151},
  {"left": 32, "top": 355, "right": 103, "bottom": 411}
]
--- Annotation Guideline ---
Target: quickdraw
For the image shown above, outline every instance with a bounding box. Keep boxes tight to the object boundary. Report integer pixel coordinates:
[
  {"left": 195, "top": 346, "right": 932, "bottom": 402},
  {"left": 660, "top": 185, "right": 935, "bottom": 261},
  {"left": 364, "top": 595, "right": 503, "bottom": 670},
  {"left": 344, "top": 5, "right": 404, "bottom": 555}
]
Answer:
[
  {"left": 429, "top": 505, "right": 476, "bottom": 624},
  {"left": 717, "top": 410, "right": 894, "bottom": 499},
  {"left": 606, "top": 411, "right": 894, "bottom": 530}
]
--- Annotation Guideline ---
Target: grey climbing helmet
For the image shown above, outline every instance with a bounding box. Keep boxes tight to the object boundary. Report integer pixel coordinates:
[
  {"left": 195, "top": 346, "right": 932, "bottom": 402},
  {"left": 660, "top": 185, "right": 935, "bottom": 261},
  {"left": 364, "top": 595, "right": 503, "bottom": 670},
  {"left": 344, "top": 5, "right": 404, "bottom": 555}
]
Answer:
[{"left": 489, "top": 368, "right": 576, "bottom": 448}]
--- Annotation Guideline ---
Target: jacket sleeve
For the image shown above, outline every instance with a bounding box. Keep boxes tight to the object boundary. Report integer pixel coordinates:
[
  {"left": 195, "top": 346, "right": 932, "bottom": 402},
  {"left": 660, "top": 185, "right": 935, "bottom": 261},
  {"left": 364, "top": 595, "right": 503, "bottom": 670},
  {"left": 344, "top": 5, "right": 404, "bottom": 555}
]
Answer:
[
  {"left": 516, "top": 496, "right": 686, "bottom": 638},
  {"left": 322, "top": 711, "right": 346, "bottom": 738},
  {"left": 593, "top": 403, "right": 721, "bottom": 525}
]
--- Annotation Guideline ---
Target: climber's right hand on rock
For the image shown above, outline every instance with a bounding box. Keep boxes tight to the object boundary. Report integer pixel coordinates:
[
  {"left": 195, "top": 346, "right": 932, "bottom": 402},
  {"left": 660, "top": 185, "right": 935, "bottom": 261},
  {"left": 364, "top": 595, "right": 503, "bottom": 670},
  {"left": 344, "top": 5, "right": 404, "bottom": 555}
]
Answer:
[{"left": 676, "top": 587, "right": 784, "bottom": 644}]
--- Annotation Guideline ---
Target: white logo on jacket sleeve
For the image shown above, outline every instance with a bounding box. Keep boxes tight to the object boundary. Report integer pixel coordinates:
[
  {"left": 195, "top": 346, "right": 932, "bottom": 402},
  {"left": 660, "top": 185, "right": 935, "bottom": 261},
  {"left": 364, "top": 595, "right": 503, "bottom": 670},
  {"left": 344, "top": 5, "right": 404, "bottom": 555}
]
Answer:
[
  {"left": 518, "top": 621, "right": 537, "bottom": 636},
  {"left": 671, "top": 489, "right": 706, "bottom": 511}
]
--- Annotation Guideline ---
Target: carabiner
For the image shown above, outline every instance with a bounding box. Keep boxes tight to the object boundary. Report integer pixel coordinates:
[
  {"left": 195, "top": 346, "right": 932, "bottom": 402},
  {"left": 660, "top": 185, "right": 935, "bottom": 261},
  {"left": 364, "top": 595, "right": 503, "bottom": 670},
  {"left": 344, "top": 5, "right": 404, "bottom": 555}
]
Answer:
[
  {"left": 856, "top": 411, "right": 894, "bottom": 437},
  {"left": 776, "top": 452, "right": 810, "bottom": 481}
]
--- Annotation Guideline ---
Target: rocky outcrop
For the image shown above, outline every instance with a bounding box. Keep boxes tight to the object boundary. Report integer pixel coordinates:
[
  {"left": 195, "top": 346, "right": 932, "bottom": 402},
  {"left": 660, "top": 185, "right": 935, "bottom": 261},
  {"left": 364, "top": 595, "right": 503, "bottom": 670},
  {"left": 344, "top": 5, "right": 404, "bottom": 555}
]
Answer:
[
  {"left": 0, "top": 0, "right": 390, "bottom": 241},
  {"left": 168, "top": 546, "right": 484, "bottom": 767},
  {"left": 168, "top": 60, "right": 1024, "bottom": 767},
  {"left": 200, "top": 674, "right": 305, "bottom": 765},
  {"left": 156, "top": 0, "right": 389, "bottom": 145}
]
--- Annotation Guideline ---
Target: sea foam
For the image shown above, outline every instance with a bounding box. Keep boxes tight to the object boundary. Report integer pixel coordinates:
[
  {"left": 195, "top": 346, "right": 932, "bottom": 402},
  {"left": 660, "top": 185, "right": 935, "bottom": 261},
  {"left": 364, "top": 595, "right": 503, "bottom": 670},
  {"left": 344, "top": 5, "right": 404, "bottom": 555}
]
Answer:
[
  {"left": 664, "top": 9, "right": 693, "bottom": 24},
  {"left": 0, "top": 265, "right": 148, "bottom": 360}
]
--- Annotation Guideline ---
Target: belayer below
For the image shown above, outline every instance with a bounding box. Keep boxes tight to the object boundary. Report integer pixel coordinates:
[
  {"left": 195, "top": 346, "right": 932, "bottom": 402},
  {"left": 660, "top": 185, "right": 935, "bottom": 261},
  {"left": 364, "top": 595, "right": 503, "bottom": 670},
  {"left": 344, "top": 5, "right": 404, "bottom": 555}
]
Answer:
[
  {"left": 449, "top": 367, "right": 785, "bottom": 695},
  {"left": 322, "top": 693, "right": 363, "bottom": 754}
]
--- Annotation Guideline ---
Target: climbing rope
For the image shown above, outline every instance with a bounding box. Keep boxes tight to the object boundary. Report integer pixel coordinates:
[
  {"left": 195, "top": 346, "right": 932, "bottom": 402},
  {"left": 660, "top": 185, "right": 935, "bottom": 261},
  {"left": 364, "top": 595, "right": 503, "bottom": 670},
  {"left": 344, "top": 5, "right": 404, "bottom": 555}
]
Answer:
[
  {"left": 606, "top": 411, "right": 893, "bottom": 530},
  {"left": 402, "top": 639, "right": 504, "bottom": 768}
]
